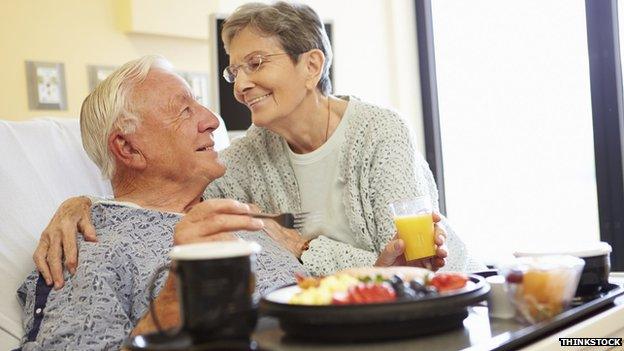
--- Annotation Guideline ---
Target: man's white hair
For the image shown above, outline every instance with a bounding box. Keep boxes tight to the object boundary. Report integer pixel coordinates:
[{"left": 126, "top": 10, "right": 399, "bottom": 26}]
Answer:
[{"left": 80, "top": 55, "right": 173, "bottom": 180}]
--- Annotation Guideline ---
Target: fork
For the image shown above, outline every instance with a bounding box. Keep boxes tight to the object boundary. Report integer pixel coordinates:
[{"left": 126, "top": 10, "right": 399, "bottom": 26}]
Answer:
[{"left": 250, "top": 212, "right": 309, "bottom": 230}]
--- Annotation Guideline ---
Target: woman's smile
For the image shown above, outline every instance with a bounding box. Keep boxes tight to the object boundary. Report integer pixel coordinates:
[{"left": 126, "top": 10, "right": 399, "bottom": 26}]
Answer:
[{"left": 247, "top": 92, "right": 273, "bottom": 109}]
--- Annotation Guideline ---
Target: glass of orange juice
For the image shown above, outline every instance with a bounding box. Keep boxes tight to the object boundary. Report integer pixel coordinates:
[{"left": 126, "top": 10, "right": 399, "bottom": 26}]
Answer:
[{"left": 389, "top": 196, "right": 435, "bottom": 261}]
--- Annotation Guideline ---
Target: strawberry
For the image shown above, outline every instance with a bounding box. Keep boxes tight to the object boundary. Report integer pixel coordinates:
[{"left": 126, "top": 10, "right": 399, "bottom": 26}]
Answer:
[
  {"left": 430, "top": 273, "right": 469, "bottom": 292},
  {"left": 332, "top": 283, "right": 396, "bottom": 305}
]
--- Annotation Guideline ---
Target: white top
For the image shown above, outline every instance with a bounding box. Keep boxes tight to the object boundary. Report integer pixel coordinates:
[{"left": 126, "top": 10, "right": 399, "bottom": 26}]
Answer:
[{"left": 284, "top": 101, "right": 358, "bottom": 247}]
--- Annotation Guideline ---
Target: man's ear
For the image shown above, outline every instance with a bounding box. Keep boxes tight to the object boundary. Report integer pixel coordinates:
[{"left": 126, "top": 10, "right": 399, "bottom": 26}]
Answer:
[
  {"left": 108, "top": 132, "right": 147, "bottom": 171},
  {"left": 303, "top": 49, "right": 325, "bottom": 91}
]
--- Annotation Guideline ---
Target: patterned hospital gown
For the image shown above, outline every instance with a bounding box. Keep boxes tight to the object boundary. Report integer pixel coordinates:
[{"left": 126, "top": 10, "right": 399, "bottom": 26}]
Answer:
[{"left": 17, "top": 202, "right": 306, "bottom": 350}]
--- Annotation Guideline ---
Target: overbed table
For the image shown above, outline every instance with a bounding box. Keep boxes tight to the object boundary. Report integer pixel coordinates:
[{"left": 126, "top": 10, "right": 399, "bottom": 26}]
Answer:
[{"left": 252, "top": 273, "right": 624, "bottom": 351}]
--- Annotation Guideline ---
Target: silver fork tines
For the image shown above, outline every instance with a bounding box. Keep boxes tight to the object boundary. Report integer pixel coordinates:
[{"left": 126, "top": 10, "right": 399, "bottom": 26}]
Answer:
[{"left": 251, "top": 212, "right": 309, "bottom": 230}]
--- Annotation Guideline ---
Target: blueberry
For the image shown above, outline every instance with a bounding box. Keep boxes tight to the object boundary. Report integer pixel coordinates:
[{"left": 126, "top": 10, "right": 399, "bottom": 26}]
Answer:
[
  {"left": 425, "top": 286, "right": 438, "bottom": 295},
  {"left": 401, "top": 288, "right": 417, "bottom": 300},
  {"left": 409, "top": 279, "right": 426, "bottom": 293}
]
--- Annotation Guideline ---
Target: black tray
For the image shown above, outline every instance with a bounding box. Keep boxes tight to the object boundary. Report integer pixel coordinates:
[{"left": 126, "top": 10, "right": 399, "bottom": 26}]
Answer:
[
  {"left": 259, "top": 275, "right": 490, "bottom": 342},
  {"left": 483, "top": 282, "right": 624, "bottom": 351}
]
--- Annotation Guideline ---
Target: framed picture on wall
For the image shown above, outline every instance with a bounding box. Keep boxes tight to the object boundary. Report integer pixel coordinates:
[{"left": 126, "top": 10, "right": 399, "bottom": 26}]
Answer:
[
  {"left": 25, "top": 61, "right": 68, "bottom": 110},
  {"left": 87, "top": 65, "right": 117, "bottom": 91}
]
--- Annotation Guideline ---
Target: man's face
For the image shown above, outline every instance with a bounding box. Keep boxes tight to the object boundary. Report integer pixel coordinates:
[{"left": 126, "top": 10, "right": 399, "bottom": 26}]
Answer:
[{"left": 129, "top": 68, "right": 225, "bottom": 185}]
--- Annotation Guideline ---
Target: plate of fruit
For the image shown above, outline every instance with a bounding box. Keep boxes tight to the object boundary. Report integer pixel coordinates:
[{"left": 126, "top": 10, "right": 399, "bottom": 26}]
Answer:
[{"left": 260, "top": 267, "right": 490, "bottom": 341}]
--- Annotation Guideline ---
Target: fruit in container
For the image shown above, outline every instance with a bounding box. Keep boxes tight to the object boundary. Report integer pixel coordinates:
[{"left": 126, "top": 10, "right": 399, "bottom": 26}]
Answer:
[{"left": 504, "top": 255, "right": 584, "bottom": 324}]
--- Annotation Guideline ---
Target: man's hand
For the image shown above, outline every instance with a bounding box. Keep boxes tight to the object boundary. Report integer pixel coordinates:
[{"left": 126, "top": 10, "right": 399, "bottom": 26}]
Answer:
[
  {"left": 375, "top": 213, "right": 448, "bottom": 270},
  {"left": 174, "top": 199, "right": 264, "bottom": 244},
  {"left": 33, "top": 196, "right": 96, "bottom": 289}
]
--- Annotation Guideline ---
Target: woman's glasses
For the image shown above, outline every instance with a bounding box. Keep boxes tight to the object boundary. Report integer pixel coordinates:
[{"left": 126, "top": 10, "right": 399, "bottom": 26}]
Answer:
[{"left": 222, "top": 53, "right": 291, "bottom": 83}]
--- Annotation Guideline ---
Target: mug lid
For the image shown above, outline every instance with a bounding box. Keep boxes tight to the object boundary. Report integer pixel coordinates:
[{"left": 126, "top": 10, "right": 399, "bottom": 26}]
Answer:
[
  {"left": 514, "top": 241, "right": 612, "bottom": 258},
  {"left": 170, "top": 240, "right": 262, "bottom": 261}
]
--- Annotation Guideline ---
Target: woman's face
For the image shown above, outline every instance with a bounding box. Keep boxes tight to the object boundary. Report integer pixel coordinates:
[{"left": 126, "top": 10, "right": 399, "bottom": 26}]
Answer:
[{"left": 227, "top": 27, "right": 309, "bottom": 128}]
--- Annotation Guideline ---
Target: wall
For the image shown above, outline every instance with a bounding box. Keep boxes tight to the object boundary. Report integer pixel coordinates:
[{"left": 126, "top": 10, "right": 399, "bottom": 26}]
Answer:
[
  {"left": 0, "top": 0, "right": 211, "bottom": 121},
  {"left": 0, "top": 0, "right": 424, "bottom": 151}
]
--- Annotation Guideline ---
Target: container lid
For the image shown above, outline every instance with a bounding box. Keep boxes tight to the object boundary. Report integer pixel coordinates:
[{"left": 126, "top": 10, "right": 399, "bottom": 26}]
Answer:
[
  {"left": 514, "top": 241, "right": 611, "bottom": 258},
  {"left": 170, "top": 240, "right": 262, "bottom": 260},
  {"left": 485, "top": 275, "right": 506, "bottom": 286},
  {"left": 512, "top": 255, "right": 585, "bottom": 270}
]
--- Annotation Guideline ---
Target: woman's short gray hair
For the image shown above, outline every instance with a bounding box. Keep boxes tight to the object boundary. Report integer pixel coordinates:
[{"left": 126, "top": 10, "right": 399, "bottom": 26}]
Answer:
[
  {"left": 222, "top": 1, "right": 333, "bottom": 95},
  {"left": 80, "top": 55, "right": 173, "bottom": 180}
]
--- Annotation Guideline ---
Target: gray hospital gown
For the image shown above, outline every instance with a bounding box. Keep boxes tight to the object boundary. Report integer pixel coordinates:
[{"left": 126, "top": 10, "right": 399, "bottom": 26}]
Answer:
[{"left": 17, "top": 202, "right": 306, "bottom": 350}]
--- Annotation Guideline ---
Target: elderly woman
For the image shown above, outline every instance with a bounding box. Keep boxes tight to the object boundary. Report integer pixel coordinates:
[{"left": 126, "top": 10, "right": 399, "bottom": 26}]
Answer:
[
  {"left": 34, "top": 2, "right": 484, "bottom": 285},
  {"left": 18, "top": 56, "right": 306, "bottom": 350}
]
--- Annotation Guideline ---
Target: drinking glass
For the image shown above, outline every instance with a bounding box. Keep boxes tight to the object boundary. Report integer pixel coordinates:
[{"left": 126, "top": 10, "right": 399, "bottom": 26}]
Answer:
[{"left": 389, "top": 196, "right": 435, "bottom": 261}]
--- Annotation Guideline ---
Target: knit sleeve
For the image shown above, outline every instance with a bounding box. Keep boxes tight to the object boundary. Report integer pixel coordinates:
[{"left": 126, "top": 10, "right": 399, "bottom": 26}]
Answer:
[{"left": 300, "top": 236, "right": 378, "bottom": 276}]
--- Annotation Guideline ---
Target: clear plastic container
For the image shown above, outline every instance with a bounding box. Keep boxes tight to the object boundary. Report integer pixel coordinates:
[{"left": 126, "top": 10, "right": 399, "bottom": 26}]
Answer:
[{"left": 502, "top": 255, "right": 585, "bottom": 324}]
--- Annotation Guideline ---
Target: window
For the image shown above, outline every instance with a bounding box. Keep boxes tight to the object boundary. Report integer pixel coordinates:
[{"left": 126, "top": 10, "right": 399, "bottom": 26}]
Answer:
[{"left": 426, "top": 0, "right": 600, "bottom": 263}]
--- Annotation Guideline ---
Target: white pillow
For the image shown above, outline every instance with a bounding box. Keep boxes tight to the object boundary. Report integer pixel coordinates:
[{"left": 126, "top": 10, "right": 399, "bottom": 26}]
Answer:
[{"left": 0, "top": 116, "right": 230, "bottom": 346}]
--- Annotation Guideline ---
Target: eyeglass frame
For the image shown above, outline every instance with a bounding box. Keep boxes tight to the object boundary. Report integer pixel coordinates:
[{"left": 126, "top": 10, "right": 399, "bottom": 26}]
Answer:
[{"left": 222, "top": 52, "right": 297, "bottom": 84}]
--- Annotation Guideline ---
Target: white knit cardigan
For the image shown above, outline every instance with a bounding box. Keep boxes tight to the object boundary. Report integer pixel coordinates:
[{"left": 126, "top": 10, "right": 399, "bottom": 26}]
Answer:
[{"left": 204, "top": 97, "right": 486, "bottom": 275}]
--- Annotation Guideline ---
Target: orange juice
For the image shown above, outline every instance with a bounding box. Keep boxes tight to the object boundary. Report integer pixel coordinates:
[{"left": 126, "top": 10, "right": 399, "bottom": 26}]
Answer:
[{"left": 394, "top": 214, "right": 435, "bottom": 261}]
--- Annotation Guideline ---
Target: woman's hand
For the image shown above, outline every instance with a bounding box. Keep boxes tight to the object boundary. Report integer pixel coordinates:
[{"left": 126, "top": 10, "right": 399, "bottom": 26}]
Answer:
[
  {"left": 33, "top": 196, "right": 96, "bottom": 289},
  {"left": 375, "top": 213, "right": 448, "bottom": 271},
  {"left": 261, "top": 218, "right": 309, "bottom": 259},
  {"left": 174, "top": 199, "right": 264, "bottom": 245}
]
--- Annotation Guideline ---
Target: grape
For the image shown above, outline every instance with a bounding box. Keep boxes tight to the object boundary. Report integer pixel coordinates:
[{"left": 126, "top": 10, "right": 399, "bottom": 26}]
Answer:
[{"left": 506, "top": 270, "right": 524, "bottom": 284}]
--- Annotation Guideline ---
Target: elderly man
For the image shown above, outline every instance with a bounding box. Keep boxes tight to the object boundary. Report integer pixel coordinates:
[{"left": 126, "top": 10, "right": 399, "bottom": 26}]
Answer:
[{"left": 17, "top": 55, "right": 307, "bottom": 350}]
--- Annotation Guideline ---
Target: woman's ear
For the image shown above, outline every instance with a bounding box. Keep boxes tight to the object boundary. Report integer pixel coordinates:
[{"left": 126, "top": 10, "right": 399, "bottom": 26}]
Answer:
[
  {"left": 108, "top": 132, "right": 147, "bottom": 171},
  {"left": 303, "top": 49, "right": 325, "bottom": 90}
]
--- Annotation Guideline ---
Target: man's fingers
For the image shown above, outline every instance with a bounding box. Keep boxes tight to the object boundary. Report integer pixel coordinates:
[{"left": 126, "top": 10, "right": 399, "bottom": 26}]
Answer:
[
  {"left": 185, "top": 199, "right": 252, "bottom": 221},
  {"left": 33, "top": 243, "right": 52, "bottom": 286},
  {"left": 247, "top": 203, "right": 262, "bottom": 214},
  {"left": 174, "top": 213, "right": 263, "bottom": 245},
  {"left": 188, "top": 213, "right": 264, "bottom": 234}
]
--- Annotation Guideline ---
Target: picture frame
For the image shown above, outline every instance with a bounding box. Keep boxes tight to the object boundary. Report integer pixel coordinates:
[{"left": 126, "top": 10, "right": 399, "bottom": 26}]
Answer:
[
  {"left": 87, "top": 65, "right": 117, "bottom": 91},
  {"left": 178, "top": 71, "right": 210, "bottom": 107},
  {"left": 25, "top": 61, "right": 67, "bottom": 110}
]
